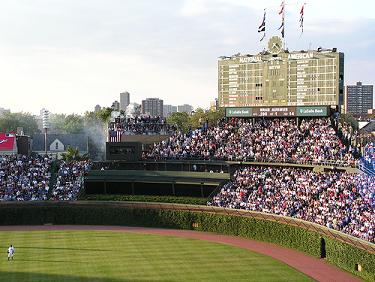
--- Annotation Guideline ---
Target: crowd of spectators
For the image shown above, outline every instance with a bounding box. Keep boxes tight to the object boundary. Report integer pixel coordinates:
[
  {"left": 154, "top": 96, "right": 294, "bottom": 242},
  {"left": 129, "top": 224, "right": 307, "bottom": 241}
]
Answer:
[
  {"left": 335, "top": 120, "right": 358, "bottom": 149},
  {"left": 0, "top": 154, "right": 91, "bottom": 201},
  {"left": 0, "top": 154, "right": 51, "bottom": 201},
  {"left": 144, "top": 117, "right": 358, "bottom": 167},
  {"left": 363, "top": 142, "right": 375, "bottom": 171},
  {"left": 209, "top": 166, "right": 374, "bottom": 243},
  {"left": 50, "top": 160, "right": 91, "bottom": 201},
  {"left": 109, "top": 116, "right": 177, "bottom": 138}
]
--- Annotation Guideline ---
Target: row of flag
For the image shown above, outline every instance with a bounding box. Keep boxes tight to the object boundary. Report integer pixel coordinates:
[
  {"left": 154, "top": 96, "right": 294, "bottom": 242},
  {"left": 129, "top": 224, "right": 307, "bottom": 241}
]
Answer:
[{"left": 258, "top": 2, "right": 305, "bottom": 42}]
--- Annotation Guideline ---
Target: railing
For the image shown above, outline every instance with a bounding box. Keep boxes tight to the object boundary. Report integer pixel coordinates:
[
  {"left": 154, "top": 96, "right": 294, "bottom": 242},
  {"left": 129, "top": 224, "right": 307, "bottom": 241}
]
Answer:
[
  {"left": 11, "top": 201, "right": 372, "bottom": 254},
  {"left": 358, "top": 161, "right": 375, "bottom": 176},
  {"left": 92, "top": 158, "right": 358, "bottom": 174},
  {"left": 207, "top": 180, "right": 231, "bottom": 200},
  {"left": 141, "top": 156, "right": 359, "bottom": 169},
  {"left": 91, "top": 160, "right": 230, "bottom": 173},
  {"left": 227, "top": 158, "right": 359, "bottom": 169}
]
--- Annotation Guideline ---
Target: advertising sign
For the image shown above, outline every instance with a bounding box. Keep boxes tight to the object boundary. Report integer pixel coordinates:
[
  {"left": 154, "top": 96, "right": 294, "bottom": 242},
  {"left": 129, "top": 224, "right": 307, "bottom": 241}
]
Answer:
[
  {"left": 225, "top": 106, "right": 329, "bottom": 118},
  {"left": 296, "top": 106, "right": 328, "bottom": 117},
  {"left": 0, "top": 133, "right": 16, "bottom": 152},
  {"left": 226, "top": 107, "right": 252, "bottom": 117}
]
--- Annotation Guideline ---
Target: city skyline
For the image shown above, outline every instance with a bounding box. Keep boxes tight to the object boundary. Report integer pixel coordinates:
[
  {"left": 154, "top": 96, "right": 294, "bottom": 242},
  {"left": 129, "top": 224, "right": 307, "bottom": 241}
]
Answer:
[{"left": 1, "top": 0, "right": 374, "bottom": 114}]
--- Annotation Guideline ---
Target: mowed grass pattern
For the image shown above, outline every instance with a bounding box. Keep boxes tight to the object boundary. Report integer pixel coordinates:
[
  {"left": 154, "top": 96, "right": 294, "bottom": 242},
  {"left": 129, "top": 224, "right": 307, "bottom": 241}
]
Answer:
[{"left": 0, "top": 231, "right": 312, "bottom": 281}]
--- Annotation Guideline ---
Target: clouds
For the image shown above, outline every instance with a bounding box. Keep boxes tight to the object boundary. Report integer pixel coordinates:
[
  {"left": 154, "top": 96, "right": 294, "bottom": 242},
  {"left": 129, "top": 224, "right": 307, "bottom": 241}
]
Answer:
[
  {"left": 0, "top": 0, "right": 374, "bottom": 114},
  {"left": 0, "top": 46, "right": 214, "bottom": 114},
  {"left": 180, "top": 0, "right": 375, "bottom": 20},
  {"left": 180, "top": 0, "right": 213, "bottom": 16}
]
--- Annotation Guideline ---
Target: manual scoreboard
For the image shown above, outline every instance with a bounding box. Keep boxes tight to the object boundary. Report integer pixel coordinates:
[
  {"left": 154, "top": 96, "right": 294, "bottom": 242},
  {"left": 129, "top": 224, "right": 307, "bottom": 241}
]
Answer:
[{"left": 219, "top": 36, "right": 344, "bottom": 112}]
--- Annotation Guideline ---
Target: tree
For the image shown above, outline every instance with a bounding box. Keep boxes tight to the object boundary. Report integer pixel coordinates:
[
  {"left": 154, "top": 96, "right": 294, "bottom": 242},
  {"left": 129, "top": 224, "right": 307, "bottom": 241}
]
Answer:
[
  {"left": 63, "top": 114, "right": 84, "bottom": 134},
  {"left": 190, "top": 107, "right": 225, "bottom": 129},
  {"left": 206, "top": 108, "right": 225, "bottom": 127},
  {"left": 84, "top": 107, "right": 113, "bottom": 124},
  {"left": 189, "top": 108, "right": 206, "bottom": 129},
  {"left": 61, "top": 146, "right": 88, "bottom": 162},
  {"left": 50, "top": 113, "right": 67, "bottom": 133},
  {"left": 167, "top": 108, "right": 225, "bottom": 132},
  {"left": 167, "top": 112, "right": 190, "bottom": 132},
  {"left": 97, "top": 107, "right": 113, "bottom": 123},
  {"left": 0, "top": 112, "right": 40, "bottom": 136},
  {"left": 50, "top": 114, "right": 84, "bottom": 134}
]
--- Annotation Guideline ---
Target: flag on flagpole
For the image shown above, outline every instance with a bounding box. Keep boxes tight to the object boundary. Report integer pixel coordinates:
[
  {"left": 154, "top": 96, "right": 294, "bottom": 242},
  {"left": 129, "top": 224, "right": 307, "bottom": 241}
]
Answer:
[
  {"left": 109, "top": 130, "right": 122, "bottom": 142},
  {"left": 260, "top": 32, "right": 266, "bottom": 42},
  {"left": 258, "top": 9, "right": 266, "bottom": 42},
  {"left": 278, "top": 1, "right": 285, "bottom": 38},
  {"left": 278, "top": 1, "right": 284, "bottom": 15},
  {"left": 117, "top": 130, "right": 122, "bottom": 142},
  {"left": 278, "top": 21, "right": 284, "bottom": 30},
  {"left": 299, "top": 4, "right": 305, "bottom": 34}
]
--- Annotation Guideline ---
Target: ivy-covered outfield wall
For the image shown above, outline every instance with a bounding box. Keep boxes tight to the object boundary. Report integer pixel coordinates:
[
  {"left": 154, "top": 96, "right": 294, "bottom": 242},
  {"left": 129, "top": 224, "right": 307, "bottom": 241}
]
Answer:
[{"left": 0, "top": 202, "right": 373, "bottom": 281}]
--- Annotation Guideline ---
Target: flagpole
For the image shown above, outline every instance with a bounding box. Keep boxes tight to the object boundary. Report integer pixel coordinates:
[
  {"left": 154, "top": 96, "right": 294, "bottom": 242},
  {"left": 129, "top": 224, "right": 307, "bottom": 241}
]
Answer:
[
  {"left": 283, "top": 1, "right": 286, "bottom": 50},
  {"left": 299, "top": 3, "right": 306, "bottom": 38},
  {"left": 278, "top": 1, "right": 286, "bottom": 49},
  {"left": 258, "top": 9, "right": 266, "bottom": 46}
]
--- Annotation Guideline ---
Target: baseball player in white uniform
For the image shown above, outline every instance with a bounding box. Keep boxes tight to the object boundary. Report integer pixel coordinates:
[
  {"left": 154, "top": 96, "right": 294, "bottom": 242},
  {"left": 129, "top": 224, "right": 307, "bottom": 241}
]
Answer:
[{"left": 7, "top": 245, "right": 15, "bottom": 261}]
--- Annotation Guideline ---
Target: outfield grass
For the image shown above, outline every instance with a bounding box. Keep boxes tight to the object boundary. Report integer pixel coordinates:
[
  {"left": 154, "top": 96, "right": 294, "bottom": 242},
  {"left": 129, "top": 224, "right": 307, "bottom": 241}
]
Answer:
[{"left": 0, "top": 231, "right": 312, "bottom": 281}]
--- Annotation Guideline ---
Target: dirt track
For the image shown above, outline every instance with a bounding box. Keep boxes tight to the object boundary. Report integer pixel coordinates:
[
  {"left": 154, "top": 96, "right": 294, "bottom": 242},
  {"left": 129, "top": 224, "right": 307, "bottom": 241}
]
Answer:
[{"left": 0, "top": 225, "right": 361, "bottom": 282}]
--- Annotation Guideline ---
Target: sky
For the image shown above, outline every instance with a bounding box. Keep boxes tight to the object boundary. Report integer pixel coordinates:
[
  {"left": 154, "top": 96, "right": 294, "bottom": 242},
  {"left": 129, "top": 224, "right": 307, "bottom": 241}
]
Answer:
[{"left": 0, "top": 0, "right": 374, "bottom": 115}]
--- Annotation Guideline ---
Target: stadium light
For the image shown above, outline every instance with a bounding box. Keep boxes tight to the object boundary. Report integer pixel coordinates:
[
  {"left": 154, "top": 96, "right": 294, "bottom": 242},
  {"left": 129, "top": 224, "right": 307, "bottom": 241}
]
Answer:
[{"left": 42, "top": 109, "right": 50, "bottom": 156}]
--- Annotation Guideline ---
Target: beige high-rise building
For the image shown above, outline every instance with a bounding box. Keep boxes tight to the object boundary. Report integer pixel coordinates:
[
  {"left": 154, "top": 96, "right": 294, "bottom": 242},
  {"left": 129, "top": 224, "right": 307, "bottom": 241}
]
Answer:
[
  {"left": 142, "top": 98, "right": 163, "bottom": 117},
  {"left": 218, "top": 36, "right": 344, "bottom": 111},
  {"left": 209, "top": 99, "right": 218, "bottom": 112}
]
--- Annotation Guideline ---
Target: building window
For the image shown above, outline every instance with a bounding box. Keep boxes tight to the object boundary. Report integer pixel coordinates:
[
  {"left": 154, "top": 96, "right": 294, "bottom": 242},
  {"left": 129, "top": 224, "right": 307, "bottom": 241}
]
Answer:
[{"left": 55, "top": 142, "right": 59, "bottom": 150}]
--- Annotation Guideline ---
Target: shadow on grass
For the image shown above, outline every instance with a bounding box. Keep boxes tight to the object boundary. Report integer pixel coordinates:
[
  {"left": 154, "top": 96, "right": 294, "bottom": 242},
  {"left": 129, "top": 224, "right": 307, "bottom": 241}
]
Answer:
[
  {"left": 15, "top": 259, "right": 82, "bottom": 264},
  {"left": 3, "top": 246, "right": 111, "bottom": 252},
  {"left": 0, "top": 271, "right": 175, "bottom": 282}
]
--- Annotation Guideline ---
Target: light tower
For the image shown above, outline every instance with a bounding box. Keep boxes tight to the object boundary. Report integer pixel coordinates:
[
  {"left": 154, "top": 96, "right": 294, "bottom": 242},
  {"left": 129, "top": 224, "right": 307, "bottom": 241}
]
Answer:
[{"left": 42, "top": 109, "right": 50, "bottom": 155}]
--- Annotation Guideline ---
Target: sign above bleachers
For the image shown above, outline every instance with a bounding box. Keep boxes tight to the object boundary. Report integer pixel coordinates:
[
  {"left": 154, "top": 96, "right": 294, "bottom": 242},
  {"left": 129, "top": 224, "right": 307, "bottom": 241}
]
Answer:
[{"left": 226, "top": 106, "right": 329, "bottom": 118}]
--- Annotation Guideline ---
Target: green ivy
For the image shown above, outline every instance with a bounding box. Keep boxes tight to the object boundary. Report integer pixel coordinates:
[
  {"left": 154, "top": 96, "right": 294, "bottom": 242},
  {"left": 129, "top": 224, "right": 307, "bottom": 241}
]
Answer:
[
  {"left": 325, "top": 237, "right": 375, "bottom": 281},
  {"left": 0, "top": 204, "right": 373, "bottom": 281},
  {"left": 79, "top": 194, "right": 208, "bottom": 205}
]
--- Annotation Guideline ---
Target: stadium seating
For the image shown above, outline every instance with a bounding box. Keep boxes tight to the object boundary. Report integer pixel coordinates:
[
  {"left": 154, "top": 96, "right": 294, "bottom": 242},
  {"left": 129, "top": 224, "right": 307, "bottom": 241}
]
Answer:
[
  {"left": 0, "top": 154, "right": 51, "bottom": 201},
  {"left": 108, "top": 116, "right": 177, "bottom": 141},
  {"left": 143, "top": 117, "right": 358, "bottom": 167},
  {"left": 209, "top": 166, "right": 374, "bottom": 243},
  {"left": 1, "top": 115, "right": 374, "bottom": 244},
  {"left": 363, "top": 142, "right": 375, "bottom": 172},
  {"left": 0, "top": 155, "right": 90, "bottom": 201}
]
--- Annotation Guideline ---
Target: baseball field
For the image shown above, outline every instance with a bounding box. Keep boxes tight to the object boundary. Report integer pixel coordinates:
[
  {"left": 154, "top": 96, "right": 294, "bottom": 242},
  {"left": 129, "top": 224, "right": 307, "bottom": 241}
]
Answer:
[{"left": 0, "top": 229, "right": 312, "bottom": 282}]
